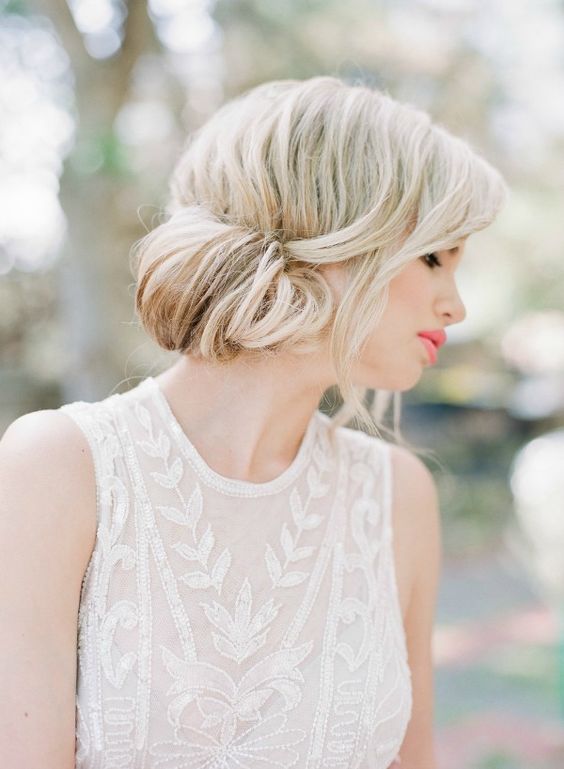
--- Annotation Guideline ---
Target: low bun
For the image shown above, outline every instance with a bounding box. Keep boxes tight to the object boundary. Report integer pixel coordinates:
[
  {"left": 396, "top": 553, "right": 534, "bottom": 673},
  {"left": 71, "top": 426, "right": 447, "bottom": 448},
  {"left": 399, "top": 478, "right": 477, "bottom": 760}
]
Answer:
[{"left": 132, "top": 205, "right": 334, "bottom": 360}]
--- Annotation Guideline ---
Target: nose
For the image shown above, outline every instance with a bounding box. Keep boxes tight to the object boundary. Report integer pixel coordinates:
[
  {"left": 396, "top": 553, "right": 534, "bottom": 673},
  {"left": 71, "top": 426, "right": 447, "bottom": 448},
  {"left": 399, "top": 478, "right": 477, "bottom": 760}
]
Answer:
[{"left": 437, "top": 281, "right": 467, "bottom": 325}]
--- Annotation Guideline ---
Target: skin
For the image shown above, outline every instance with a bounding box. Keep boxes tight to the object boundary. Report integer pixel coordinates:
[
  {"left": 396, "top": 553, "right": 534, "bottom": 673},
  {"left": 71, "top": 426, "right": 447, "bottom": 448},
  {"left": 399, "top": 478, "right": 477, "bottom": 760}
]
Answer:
[
  {"left": 0, "top": 238, "right": 467, "bottom": 768},
  {"left": 152, "top": 238, "right": 468, "bottom": 485}
]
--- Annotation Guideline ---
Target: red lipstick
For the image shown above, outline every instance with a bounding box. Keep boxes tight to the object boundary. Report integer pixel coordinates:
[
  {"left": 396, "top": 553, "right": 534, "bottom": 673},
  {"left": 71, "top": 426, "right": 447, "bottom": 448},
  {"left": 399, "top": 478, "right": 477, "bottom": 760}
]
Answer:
[{"left": 417, "top": 329, "right": 447, "bottom": 365}]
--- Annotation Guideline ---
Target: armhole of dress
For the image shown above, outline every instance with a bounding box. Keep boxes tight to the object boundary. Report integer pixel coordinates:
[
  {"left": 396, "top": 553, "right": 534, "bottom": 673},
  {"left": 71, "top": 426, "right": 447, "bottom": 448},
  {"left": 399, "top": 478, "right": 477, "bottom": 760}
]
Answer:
[
  {"left": 58, "top": 400, "right": 112, "bottom": 579},
  {"left": 380, "top": 440, "right": 409, "bottom": 653},
  {"left": 381, "top": 441, "right": 414, "bottom": 765}
]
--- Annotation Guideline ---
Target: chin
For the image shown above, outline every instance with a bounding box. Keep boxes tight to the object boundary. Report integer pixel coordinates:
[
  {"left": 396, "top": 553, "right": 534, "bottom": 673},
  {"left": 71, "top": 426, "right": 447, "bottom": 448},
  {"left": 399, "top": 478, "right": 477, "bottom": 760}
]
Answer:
[{"left": 352, "top": 356, "right": 425, "bottom": 392}]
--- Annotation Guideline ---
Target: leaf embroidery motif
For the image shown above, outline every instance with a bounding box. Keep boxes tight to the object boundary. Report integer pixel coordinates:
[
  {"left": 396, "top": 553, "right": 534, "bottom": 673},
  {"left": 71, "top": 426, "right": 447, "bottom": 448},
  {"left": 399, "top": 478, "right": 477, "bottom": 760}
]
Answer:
[
  {"left": 307, "top": 465, "right": 329, "bottom": 497},
  {"left": 277, "top": 571, "right": 309, "bottom": 587},
  {"left": 171, "top": 543, "right": 200, "bottom": 561},
  {"left": 198, "top": 577, "right": 280, "bottom": 663},
  {"left": 265, "top": 441, "right": 331, "bottom": 588},
  {"left": 289, "top": 545, "right": 315, "bottom": 562},
  {"left": 137, "top": 440, "right": 162, "bottom": 458},
  {"left": 198, "top": 523, "right": 214, "bottom": 566},
  {"left": 137, "top": 389, "right": 232, "bottom": 596},
  {"left": 281, "top": 523, "right": 294, "bottom": 560},
  {"left": 134, "top": 400, "right": 152, "bottom": 432},
  {"left": 179, "top": 571, "right": 212, "bottom": 589},
  {"left": 151, "top": 457, "right": 183, "bottom": 488},
  {"left": 301, "top": 513, "right": 323, "bottom": 530},
  {"left": 156, "top": 506, "right": 190, "bottom": 526},
  {"left": 265, "top": 543, "right": 282, "bottom": 584},
  {"left": 211, "top": 548, "right": 231, "bottom": 594}
]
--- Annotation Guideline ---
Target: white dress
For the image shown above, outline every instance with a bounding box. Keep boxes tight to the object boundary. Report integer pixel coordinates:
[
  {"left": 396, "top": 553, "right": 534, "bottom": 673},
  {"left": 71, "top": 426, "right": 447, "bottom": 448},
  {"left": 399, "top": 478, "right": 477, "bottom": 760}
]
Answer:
[{"left": 60, "top": 375, "right": 412, "bottom": 769}]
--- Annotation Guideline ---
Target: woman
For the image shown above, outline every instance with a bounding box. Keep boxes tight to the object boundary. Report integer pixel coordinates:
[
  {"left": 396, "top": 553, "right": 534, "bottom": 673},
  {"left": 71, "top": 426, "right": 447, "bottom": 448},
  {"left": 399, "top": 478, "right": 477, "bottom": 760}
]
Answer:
[{"left": 0, "top": 76, "right": 506, "bottom": 768}]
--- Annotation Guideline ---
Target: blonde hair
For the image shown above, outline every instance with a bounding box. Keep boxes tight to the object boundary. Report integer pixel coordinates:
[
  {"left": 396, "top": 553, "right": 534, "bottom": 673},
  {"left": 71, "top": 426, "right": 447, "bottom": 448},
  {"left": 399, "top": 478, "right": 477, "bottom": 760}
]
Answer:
[{"left": 131, "top": 76, "right": 507, "bottom": 446}]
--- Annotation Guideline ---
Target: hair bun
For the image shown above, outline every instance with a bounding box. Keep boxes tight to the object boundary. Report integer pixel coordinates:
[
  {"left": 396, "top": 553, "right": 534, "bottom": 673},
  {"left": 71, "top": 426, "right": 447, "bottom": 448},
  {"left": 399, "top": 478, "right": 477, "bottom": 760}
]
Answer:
[{"left": 131, "top": 204, "right": 333, "bottom": 358}]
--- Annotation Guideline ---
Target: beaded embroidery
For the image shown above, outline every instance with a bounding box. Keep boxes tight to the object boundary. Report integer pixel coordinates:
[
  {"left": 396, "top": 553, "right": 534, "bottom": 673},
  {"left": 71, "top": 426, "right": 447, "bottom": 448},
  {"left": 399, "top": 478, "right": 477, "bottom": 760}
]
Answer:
[{"left": 60, "top": 376, "right": 412, "bottom": 768}]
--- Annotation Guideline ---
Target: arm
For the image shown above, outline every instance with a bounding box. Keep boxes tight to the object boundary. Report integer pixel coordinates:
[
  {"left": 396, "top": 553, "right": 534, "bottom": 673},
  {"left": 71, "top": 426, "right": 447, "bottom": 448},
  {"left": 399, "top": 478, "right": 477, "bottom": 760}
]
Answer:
[
  {"left": 0, "top": 410, "right": 96, "bottom": 769},
  {"left": 389, "top": 445, "right": 442, "bottom": 769}
]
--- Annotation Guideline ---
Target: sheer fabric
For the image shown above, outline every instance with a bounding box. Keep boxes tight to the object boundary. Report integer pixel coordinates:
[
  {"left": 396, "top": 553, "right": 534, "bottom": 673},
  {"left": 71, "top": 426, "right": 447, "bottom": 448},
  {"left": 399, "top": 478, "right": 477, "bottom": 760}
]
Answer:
[{"left": 60, "top": 375, "right": 412, "bottom": 769}]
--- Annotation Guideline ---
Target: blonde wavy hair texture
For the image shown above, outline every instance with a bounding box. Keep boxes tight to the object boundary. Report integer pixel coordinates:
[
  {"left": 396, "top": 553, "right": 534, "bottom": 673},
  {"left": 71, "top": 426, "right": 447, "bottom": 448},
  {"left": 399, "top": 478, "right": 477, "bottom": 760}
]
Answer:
[{"left": 131, "top": 75, "right": 507, "bottom": 448}]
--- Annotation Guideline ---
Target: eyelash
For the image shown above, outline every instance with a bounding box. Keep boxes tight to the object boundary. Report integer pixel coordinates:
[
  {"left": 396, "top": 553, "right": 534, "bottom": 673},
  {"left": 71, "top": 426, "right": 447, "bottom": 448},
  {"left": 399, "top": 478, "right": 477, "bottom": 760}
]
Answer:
[{"left": 423, "top": 252, "right": 442, "bottom": 269}]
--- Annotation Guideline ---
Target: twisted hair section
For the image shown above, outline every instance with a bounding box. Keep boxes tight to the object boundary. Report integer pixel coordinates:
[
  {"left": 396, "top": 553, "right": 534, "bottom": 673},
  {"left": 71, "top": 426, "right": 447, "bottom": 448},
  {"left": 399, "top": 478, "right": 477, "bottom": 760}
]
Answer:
[{"left": 134, "top": 205, "right": 334, "bottom": 358}]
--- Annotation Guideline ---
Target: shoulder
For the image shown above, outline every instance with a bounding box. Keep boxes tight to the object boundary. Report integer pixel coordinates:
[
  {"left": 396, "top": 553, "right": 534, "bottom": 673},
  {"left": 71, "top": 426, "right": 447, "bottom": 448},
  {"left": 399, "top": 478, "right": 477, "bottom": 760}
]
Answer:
[
  {"left": 388, "top": 443, "right": 439, "bottom": 520},
  {"left": 317, "top": 420, "right": 439, "bottom": 519},
  {"left": 1, "top": 407, "right": 97, "bottom": 490},
  {"left": 387, "top": 442, "right": 441, "bottom": 559},
  {"left": 0, "top": 408, "right": 97, "bottom": 570},
  {"left": 387, "top": 443, "right": 442, "bottom": 620},
  {"left": 2, "top": 404, "right": 91, "bottom": 446},
  {"left": 331, "top": 422, "right": 438, "bottom": 509}
]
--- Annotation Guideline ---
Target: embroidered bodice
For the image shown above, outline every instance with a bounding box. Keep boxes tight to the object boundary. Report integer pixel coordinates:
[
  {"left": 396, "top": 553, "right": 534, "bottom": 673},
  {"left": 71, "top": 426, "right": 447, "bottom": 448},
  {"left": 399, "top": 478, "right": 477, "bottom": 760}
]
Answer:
[{"left": 59, "top": 375, "right": 412, "bottom": 769}]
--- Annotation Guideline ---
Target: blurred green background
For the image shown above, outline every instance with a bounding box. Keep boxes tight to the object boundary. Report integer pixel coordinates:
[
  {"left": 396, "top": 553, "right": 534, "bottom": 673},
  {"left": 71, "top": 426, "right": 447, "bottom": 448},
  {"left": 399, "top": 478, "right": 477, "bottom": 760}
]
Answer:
[{"left": 2, "top": 0, "right": 564, "bottom": 766}]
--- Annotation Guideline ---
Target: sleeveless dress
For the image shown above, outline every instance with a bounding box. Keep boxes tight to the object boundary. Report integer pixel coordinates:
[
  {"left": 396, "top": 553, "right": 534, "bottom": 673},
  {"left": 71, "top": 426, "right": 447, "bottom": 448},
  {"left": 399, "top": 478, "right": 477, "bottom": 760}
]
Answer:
[{"left": 59, "top": 376, "right": 412, "bottom": 769}]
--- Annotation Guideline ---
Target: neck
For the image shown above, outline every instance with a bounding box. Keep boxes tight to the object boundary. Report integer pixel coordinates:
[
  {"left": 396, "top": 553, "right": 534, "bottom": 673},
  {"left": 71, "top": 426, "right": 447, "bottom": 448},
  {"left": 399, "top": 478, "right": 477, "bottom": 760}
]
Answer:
[{"left": 153, "top": 351, "right": 335, "bottom": 484}]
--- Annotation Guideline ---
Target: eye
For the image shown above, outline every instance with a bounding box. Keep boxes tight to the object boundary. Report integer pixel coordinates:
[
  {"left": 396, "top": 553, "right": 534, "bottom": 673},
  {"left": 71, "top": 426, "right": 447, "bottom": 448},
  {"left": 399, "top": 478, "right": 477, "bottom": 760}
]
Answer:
[{"left": 422, "top": 252, "right": 442, "bottom": 269}]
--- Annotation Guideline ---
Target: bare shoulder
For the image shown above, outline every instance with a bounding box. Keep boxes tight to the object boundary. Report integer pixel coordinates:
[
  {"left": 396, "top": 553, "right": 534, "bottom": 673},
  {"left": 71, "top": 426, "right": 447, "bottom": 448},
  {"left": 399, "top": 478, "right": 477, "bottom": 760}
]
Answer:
[
  {"left": 388, "top": 443, "right": 438, "bottom": 505},
  {"left": 2, "top": 406, "right": 89, "bottom": 453},
  {"left": 0, "top": 409, "right": 97, "bottom": 765},
  {"left": 0, "top": 408, "right": 97, "bottom": 579},
  {"left": 386, "top": 443, "right": 442, "bottom": 623},
  {"left": 388, "top": 444, "right": 440, "bottom": 538}
]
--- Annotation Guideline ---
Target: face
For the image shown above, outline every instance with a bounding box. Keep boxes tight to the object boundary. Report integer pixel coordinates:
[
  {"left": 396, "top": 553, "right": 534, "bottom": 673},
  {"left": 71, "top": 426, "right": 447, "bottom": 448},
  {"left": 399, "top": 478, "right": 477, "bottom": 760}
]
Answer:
[{"left": 323, "top": 239, "right": 468, "bottom": 391}]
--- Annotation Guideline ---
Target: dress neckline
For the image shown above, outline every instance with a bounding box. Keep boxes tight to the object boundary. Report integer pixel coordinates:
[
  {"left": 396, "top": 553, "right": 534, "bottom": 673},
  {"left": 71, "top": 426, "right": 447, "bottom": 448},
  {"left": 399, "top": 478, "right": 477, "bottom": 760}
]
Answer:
[{"left": 142, "top": 375, "right": 321, "bottom": 498}]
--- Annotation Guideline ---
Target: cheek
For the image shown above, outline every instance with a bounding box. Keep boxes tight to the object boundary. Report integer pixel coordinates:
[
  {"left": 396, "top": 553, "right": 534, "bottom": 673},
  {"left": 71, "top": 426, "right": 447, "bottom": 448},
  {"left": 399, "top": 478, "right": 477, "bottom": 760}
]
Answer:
[
  {"left": 359, "top": 281, "right": 417, "bottom": 358},
  {"left": 373, "top": 279, "right": 420, "bottom": 342},
  {"left": 387, "top": 266, "right": 425, "bottom": 310}
]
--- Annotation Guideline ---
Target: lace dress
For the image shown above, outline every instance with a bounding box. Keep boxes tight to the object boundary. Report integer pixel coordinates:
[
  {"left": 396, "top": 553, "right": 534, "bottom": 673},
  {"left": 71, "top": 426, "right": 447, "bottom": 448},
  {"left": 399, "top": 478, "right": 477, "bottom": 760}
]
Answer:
[{"left": 59, "top": 376, "right": 412, "bottom": 769}]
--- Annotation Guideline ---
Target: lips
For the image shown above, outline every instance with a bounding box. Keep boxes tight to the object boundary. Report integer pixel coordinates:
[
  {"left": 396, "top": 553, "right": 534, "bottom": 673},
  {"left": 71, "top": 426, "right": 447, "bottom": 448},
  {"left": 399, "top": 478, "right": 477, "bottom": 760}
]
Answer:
[
  {"left": 417, "top": 329, "right": 447, "bottom": 348},
  {"left": 417, "top": 329, "right": 447, "bottom": 365}
]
